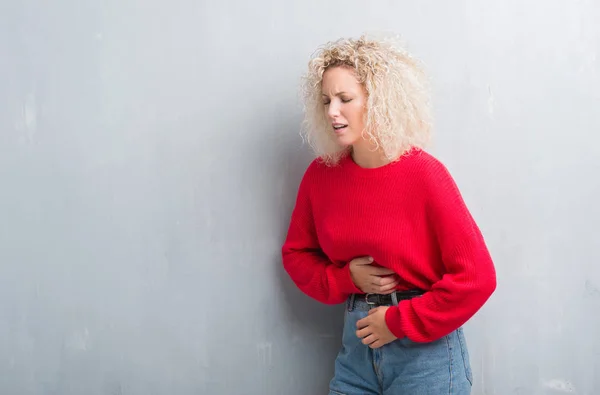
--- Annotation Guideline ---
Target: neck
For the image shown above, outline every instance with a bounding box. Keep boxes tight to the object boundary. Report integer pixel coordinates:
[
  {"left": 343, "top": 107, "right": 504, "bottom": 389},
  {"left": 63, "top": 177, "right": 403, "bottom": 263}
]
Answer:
[{"left": 350, "top": 142, "right": 391, "bottom": 169}]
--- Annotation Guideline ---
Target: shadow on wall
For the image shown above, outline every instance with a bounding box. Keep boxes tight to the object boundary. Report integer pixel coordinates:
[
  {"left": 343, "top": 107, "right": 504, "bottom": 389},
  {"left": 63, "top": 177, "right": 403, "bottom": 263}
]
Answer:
[
  {"left": 239, "top": 100, "right": 345, "bottom": 392},
  {"left": 264, "top": 108, "right": 346, "bottom": 339}
]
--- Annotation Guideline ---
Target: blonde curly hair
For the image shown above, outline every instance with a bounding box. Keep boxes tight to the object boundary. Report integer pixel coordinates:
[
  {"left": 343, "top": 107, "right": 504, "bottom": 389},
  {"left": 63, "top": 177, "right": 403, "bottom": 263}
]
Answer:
[{"left": 300, "top": 33, "right": 432, "bottom": 165}]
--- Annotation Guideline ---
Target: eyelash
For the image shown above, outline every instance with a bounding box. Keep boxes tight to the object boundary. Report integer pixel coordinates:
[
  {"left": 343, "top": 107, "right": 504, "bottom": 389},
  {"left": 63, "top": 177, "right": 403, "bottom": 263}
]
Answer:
[{"left": 323, "top": 99, "right": 352, "bottom": 105}]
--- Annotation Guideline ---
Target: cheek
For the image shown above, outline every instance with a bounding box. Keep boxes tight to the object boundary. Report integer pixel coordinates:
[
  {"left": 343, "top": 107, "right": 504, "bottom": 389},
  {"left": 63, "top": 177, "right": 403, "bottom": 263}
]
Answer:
[{"left": 350, "top": 104, "right": 366, "bottom": 124}]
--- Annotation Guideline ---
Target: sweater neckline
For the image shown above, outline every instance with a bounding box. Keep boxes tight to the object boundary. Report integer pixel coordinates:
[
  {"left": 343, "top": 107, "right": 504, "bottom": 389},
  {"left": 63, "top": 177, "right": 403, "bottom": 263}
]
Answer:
[{"left": 340, "top": 150, "right": 410, "bottom": 177}]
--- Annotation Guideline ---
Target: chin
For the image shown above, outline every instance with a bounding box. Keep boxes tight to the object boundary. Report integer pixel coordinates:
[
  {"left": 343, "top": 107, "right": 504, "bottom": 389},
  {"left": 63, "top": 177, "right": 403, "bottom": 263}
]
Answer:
[{"left": 335, "top": 133, "right": 359, "bottom": 147}]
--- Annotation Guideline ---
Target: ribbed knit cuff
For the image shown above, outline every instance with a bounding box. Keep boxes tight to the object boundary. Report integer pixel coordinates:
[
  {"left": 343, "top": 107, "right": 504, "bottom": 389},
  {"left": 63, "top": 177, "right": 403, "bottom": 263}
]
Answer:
[
  {"left": 384, "top": 305, "right": 406, "bottom": 339},
  {"left": 335, "top": 264, "right": 363, "bottom": 295}
]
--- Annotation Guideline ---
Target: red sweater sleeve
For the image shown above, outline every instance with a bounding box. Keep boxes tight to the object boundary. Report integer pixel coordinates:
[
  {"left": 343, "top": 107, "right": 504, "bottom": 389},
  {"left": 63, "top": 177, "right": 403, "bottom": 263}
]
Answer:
[
  {"left": 385, "top": 160, "right": 497, "bottom": 342},
  {"left": 281, "top": 163, "right": 362, "bottom": 304}
]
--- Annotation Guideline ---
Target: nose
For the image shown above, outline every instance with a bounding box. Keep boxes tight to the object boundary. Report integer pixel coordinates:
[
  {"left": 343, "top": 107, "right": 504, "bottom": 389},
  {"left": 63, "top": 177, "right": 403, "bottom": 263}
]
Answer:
[{"left": 327, "top": 100, "right": 340, "bottom": 120}]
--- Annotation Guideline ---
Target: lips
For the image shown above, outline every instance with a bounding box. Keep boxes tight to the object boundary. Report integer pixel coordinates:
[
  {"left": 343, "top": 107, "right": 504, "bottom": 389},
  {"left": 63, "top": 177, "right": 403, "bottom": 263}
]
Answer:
[{"left": 333, "top": 123, "right": 348, "bottom": 131}]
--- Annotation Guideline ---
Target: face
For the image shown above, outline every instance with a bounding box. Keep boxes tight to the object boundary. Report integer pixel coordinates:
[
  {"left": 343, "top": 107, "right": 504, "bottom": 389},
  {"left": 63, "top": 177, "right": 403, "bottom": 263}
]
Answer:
[{"left": 321, "top": 66, "right": 368, "bottom": 147}]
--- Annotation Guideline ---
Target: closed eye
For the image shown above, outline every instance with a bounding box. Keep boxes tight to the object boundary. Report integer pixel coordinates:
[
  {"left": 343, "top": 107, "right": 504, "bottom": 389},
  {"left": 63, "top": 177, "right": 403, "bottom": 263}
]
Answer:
[{"left": 322, "top": 99, "right": 351, "bottom": 105}]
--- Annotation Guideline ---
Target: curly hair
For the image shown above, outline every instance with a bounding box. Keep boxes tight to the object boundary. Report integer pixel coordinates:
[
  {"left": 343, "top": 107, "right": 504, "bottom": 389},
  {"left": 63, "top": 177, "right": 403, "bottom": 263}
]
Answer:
[{"left": 300, "top": 33, "right": 432, "bottom": 166}]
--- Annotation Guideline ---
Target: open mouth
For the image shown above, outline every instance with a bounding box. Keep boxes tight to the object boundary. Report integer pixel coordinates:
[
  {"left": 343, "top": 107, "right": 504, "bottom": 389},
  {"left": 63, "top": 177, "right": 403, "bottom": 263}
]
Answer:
[{"left": 333, "top": 124, "right": 348, "bottom": 131}]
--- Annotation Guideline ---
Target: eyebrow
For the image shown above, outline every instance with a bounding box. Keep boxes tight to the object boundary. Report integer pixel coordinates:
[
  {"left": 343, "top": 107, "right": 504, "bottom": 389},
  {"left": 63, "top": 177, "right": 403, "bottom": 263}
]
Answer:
[{"left": 322, "top": 92, "right": 349, "bottom": 97}]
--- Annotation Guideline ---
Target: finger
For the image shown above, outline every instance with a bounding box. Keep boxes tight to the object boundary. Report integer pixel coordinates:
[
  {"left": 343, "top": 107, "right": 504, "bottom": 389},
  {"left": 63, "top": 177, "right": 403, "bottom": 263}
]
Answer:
[
  {"left": 354, "top": 256, "right": 374, "bottom": 266},
  {"left": 369, "top": 267, "right": 396, "bottom": 275},
  {"left": 361, "top": 334, "right": 377, "bottom": 346},
  {"left": 368, "top": 307, "right": 380, "bottom": 315},
  {"left": 372, "top": 276, "right": 397, "bottom": 287},
  {"left": 366, "top": 284, "right": 396, "bottom": 294},
  {"left": 356, "top": 317, "right": 370, "bottom": 329},
  {"left": 356, "top": 326, "right": 372, "bottom": 339},
  {"left": 378, "top": 280, "right": 399, "bottom": 293},
  {"left": 369, "top": 340, "right": 383, "bottom": 349}
]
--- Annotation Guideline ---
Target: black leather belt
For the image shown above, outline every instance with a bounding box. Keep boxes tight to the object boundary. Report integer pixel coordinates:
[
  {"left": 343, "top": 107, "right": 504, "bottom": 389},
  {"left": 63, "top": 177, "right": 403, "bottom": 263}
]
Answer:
[{"left": 361, "top": 289, "right": 425, "bottom": 306}]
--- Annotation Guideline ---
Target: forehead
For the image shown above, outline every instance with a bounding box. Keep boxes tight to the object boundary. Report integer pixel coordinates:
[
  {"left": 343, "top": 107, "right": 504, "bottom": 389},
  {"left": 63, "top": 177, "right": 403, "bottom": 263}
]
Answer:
[{"left": 321, "top": 66, "right": 362, "bottom": 92}]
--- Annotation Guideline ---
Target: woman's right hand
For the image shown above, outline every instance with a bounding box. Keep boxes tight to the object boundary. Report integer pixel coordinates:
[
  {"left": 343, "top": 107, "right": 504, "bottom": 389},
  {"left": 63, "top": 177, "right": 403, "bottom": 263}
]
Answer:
[{"left": 349, "top": 256, "right": 399, "bottom": 294}]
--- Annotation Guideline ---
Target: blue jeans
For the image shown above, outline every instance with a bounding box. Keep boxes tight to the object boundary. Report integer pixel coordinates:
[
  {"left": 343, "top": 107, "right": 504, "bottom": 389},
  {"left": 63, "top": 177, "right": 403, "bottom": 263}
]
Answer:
[{"left": 328, "top": 295, "right": 473, "bottom": 395}]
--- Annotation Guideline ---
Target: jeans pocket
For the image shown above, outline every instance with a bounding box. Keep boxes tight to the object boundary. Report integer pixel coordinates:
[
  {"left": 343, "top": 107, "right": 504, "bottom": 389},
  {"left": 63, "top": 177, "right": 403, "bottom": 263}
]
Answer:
[{"left": 456, "top": 327, "right": 473, "bottom": 385}]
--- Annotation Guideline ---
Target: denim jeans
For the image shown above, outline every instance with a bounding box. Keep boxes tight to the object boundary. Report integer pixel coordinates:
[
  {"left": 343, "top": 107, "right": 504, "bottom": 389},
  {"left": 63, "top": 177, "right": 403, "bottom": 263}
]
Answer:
[{"left": 328, "top": 295, "right": 473, "bottom": 395}]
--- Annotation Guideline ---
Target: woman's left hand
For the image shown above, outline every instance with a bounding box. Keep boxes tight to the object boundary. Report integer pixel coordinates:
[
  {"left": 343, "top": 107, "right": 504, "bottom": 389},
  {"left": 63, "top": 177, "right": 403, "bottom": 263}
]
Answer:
[{"left": 356, "top": 307, "right": 397, "bottom": 348}]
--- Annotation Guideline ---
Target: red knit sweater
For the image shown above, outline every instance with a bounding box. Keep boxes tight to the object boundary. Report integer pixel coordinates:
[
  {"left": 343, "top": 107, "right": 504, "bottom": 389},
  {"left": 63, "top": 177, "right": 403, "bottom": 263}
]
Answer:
[{"left": 281, "top": 149, "right": 496, "bottom": 342}]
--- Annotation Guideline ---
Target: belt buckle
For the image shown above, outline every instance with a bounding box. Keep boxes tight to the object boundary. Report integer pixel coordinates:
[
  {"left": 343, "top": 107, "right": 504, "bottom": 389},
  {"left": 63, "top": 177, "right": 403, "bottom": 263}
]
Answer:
[{"left": 365, "top": 293, "right": 377, "bottom": 305}]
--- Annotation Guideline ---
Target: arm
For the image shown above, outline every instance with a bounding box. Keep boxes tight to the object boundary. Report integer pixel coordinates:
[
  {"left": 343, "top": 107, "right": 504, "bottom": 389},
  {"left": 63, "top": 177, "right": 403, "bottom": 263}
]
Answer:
[
  {"left": 385, "top": 160, "right": 497, "bottom": 342},
  {"left": 281, "top": 163, "right": 362, "bottom": 305}
]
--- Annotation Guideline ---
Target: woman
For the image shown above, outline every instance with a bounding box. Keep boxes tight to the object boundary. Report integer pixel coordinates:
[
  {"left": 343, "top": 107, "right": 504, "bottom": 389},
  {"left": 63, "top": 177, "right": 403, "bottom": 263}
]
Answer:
[{"left": 281, "top": 34, "right": 496, "bottom": 394}]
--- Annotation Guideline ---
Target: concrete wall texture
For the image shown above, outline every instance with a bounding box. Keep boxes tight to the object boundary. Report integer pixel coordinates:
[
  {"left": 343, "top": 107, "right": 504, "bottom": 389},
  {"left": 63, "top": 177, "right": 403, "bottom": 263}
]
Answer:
[{"left": 1, "top": 1, "right": 599, "bottom": 394}]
